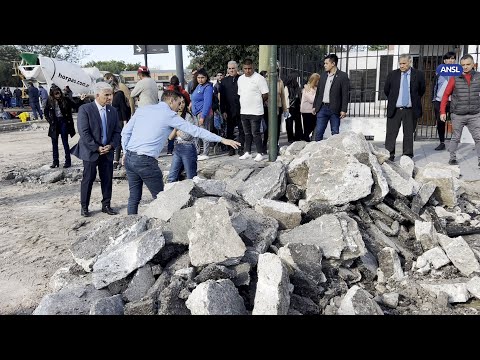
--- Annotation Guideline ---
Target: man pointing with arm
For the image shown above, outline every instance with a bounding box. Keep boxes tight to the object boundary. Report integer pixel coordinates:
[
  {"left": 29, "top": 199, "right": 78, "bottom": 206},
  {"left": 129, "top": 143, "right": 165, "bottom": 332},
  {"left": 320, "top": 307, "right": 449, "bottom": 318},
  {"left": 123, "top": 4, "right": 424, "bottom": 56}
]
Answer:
[{"left": 122, "top": 90, "right": 240, "bottom": 215}]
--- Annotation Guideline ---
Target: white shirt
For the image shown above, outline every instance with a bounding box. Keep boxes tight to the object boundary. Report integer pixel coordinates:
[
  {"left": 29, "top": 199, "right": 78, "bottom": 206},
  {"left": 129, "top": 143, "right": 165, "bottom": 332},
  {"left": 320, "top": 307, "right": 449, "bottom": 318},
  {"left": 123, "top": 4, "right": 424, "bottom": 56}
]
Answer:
[
  {"left": 237, "top": 72, "right": 269, "bottom": 115},
  {"left": 95, "top": 100, "right": 106, "bottom": 114},
  {"left": 322, "top": 72, "right": 335, "bottom": 103}
]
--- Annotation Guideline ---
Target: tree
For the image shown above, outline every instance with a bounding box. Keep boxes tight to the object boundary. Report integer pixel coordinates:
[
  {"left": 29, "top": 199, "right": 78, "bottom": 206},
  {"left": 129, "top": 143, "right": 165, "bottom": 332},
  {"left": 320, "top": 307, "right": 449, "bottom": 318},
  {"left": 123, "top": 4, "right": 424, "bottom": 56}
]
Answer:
[
  {"left": 0, "top": 45, "right": 20, "bottom": 62},
  {"left": 0, "top": 61, "right": 22, "bottom": 87},
  {"left": 83, "top": 60, "right": 141, "bottom": 74},
  {"left": 15, "top": 45, "right": 87, "bottom": 63},
  {"left": 0, "top": 46, "right": 21, "bottom": 86},
  {"left": 187, "top": 45, "right": 259, "bottom": 74},
  {"left": 286, "top": 45, "right": 328, "bottom": 58}
]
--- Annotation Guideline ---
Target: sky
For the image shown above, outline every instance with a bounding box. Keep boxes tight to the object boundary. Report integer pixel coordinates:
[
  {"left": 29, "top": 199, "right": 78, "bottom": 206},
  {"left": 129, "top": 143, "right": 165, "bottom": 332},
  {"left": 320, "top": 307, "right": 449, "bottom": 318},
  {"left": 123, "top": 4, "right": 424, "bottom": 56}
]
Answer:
[{"left": 79, "top": 45, "right": 192, "bottom": 70}]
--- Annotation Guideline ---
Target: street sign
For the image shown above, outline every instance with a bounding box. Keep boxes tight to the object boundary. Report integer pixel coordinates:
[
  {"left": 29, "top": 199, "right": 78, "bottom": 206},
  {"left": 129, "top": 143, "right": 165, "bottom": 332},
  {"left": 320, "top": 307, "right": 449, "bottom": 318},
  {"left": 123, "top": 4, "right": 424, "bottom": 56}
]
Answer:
[
  {"left": 133, "top": 45, "right": 169, "bottom": 55},
  {"left": 133, "top": 45, "right": 145, "bottom": 54}
]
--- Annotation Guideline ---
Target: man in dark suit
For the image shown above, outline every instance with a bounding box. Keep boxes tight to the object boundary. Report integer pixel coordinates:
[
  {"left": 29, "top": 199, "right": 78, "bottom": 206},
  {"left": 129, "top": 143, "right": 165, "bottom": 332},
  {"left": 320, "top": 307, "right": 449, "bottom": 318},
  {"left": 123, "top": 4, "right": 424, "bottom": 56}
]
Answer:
[
  {"left": 384, "top": 54, "right": 426, "bottom": 161},
  {"left": 219, "top": 60, "right": 245, "bottom": 156},
  {"left": 70, "top": 82, "right": 122, "bottom": 217},
  {"left": 312, "top": 53, "right": 350, "bottom": 141}
]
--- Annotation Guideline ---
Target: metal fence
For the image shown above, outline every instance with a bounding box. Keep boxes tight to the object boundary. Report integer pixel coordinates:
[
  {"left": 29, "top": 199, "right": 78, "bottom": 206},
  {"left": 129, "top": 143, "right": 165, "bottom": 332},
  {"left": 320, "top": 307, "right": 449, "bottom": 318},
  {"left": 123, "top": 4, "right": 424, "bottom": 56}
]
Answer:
[{"left": 277, "top": 44, "right": 472, "bottom": 140}]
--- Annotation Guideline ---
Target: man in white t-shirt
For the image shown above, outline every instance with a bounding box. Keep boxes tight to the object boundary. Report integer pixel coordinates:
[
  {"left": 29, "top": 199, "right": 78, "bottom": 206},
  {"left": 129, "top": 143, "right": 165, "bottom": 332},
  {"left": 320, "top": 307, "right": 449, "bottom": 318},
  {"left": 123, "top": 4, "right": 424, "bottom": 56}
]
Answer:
[{"left": 237, "top": 58, "right": 269, "bottom": 161}]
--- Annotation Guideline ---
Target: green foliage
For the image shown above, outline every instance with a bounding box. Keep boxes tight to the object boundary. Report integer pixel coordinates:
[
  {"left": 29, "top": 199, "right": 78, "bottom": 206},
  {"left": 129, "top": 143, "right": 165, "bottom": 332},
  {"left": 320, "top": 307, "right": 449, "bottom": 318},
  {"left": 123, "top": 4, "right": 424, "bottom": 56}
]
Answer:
[
  {"left": 0, "top": 61, "right": 22, "bottom": 86},
  {"left": 368, "top": 45, "right": 388, "bottom": 51},
  {"left": 186, "top": 45, "right": 259, "bottom": 74},
  {"left": 0, "top": 46, "right": 21, "bottom": 86},
  {"left": 0, "top": 45, "right": 20, "bottom": 62},
  {"left": 329, "top": 45, "right": 388, "bottom": 52},
  {"left": 83, "top": 60, "right": 141, "bottom": 74},
  {"left": 15, "top": 45, "right": 86, "bottom": 63},
  {"left": 285, "top": 45, "right": 328, "bottom": 58}
]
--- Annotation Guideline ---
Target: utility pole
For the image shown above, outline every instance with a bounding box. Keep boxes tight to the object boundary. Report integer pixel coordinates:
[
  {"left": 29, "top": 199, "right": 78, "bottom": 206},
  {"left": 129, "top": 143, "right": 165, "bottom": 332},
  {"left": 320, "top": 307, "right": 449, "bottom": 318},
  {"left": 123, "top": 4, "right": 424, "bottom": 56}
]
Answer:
[
  {"left": 144, "top": 45, "right": 148, "bottom": 67},
  {"left": 175, "top": 45, "right": 185, "bottom": 88},
  {"left": 259, "top": 45, "right": 269, "bottom": 72},
  {"left": 268, "top": 45, "right": 278, "bottom": 161}
]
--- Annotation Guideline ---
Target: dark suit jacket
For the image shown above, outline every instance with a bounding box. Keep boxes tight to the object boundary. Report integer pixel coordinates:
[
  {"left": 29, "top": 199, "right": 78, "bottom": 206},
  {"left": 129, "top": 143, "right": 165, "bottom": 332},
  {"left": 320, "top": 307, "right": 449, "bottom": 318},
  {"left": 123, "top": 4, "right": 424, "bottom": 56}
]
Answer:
[
  {"left": 384, "top": 67, "right": 426, "bottom": 119},
  {"left": 70, "top": 101, "right": 121, "bottom": 162},
  {"left": 219, "top": 74, "right": 241, "bottom": 117},
  {"left": 313, "top": 69, "right": 349, "bottom": 115}
]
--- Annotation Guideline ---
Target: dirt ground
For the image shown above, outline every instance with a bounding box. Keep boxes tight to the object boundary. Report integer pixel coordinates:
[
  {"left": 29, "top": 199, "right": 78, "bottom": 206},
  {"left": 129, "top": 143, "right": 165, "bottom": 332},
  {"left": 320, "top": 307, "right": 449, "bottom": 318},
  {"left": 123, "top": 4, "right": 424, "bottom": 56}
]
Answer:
[{"left": 0, "top": 123, "right": 133, "bottom": 314}]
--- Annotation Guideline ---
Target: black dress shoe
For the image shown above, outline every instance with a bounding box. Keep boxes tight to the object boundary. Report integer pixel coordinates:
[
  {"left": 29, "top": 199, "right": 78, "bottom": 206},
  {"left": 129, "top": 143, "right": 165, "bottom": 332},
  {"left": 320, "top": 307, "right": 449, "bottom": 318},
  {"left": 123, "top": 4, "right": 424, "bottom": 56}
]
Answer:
[
  {"left": 102, "top": 205, "right": 118, "bottom": 215},
  {"left": 63, "top": 163, "right": 71, "bottom": 168},
  {"left": 50, "top": 161, "right": 59, "bottom": 168},
  {"left": 81, "top": 207, "right": 90, "bottom": 217},
  {"left": 389, "top": 154, "right": 395, "bottom": 161},
  {"left": 435, "top": 143, "right": 446, "bottom": 151}
]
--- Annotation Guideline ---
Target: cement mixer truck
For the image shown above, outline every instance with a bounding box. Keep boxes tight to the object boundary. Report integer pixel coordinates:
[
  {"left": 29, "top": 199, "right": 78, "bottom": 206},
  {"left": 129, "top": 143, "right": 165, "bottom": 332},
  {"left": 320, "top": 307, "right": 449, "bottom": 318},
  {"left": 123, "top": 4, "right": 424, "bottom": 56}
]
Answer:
[{"left": 16, "top": 52, "right": 103, "bottom": 97}]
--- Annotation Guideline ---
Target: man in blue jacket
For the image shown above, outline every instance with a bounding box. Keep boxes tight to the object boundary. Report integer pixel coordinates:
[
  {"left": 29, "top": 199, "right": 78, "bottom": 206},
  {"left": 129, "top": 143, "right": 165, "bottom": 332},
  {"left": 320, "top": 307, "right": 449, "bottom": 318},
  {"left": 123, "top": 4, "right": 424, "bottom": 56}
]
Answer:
[{"left": 27, "top": 82, "right": 43, "bottom": 120}]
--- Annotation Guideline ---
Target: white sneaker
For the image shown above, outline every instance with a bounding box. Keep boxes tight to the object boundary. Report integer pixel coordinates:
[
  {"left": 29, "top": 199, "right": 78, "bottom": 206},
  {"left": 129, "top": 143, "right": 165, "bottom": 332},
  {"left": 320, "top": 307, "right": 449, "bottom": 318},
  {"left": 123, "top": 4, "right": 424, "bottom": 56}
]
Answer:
[
  {"left": 254, "top": 153, "right": 265, "bottom": 162},
  {"left": 239, "top": 152, "right": 252, "bottom": 160},
  {"left": 197, "top": 155, "right": 209, "bottom": 161}
]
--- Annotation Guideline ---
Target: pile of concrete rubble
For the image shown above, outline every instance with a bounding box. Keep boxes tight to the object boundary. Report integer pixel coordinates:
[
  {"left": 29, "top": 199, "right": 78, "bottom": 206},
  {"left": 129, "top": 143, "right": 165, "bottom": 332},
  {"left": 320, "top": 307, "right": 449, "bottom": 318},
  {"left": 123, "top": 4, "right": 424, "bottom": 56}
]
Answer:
[{"left": 33, "top": 132, "right": 480, "bottom": 315}]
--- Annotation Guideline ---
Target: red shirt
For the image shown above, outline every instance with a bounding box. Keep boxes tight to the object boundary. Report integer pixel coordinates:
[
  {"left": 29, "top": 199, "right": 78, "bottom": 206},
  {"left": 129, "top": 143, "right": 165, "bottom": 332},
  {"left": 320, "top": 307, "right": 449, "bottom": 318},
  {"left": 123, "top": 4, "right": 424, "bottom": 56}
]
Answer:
[
  {"left": 167, "top": 85, "right": 190, "bottom": 104},
  {"left": 440, "top": 73, "right": 472, "bottom": 115}
]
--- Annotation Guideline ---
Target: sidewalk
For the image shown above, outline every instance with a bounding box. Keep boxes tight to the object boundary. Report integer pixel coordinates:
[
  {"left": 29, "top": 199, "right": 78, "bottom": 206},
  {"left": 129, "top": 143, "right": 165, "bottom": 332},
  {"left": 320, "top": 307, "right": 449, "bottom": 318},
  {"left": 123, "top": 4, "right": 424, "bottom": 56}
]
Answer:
[{"left": 373, "top": 139, "right": 480, "bottom": 181}]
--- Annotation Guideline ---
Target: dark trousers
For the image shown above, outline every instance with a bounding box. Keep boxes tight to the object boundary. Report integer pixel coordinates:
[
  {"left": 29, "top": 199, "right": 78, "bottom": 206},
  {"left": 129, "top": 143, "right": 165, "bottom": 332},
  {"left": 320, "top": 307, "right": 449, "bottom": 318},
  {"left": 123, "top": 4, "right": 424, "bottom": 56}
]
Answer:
[
  {"left": 301, "top": 112, "right": 316, "bottom": 142},
  {"left": 125, "top": 151, "right": 164, "bottom": 215},
  {"left": 385, "top": 108, "right": 415, "bottom": 157},
  {"left": 114, "top": 120, "right": 125, "bottom": 162},
  {"left": 226, "top": 113, "right": 245, "bottom": 147},
  {"left": 167, "top": 139, "right": 174, "bottom": 154},
  {"left": 241, "top": 114, "right": 264, "bottom": 154},
  {"left": 81, "top": 154, "right": 113, "bottom": 209},
  {"left": 262, "top": 106, "right": 269, "bottom": 148},
  {"left": 51, "top": 118, "right": 70, "bottom": 164},
  {"left": 292, "top": 108, "right": 303, "bottom": 141},
  {"left": 433, "top": 101, "right": 450, "bottom": 143},
  {"left": 263, "top": 108, "right": 283, "bottom": 148},
  {"left": 29, "top": 101, "right": 43, "bottom": 119}
]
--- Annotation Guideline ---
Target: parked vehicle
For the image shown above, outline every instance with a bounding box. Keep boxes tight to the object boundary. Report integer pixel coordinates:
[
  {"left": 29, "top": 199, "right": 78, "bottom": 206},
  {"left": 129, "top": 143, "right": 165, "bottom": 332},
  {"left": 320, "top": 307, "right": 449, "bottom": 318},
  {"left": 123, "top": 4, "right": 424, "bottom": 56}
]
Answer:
[{"left": 16, "top": 52, "right": 102, "bottom": 98}]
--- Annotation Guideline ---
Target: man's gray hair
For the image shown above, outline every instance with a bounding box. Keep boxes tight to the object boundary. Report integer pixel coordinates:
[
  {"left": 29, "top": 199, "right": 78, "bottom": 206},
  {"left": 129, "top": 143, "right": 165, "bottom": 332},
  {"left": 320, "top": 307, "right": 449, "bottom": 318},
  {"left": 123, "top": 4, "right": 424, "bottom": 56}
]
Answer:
[
  {"left": 227, "top": 60, "right": 238, "bottom": 69},
  {"left": 399, "top": 53, "right": 412, "bottom": 62},
  {"left": 94, "top": 81, "right": 113, "bottom": 95}
]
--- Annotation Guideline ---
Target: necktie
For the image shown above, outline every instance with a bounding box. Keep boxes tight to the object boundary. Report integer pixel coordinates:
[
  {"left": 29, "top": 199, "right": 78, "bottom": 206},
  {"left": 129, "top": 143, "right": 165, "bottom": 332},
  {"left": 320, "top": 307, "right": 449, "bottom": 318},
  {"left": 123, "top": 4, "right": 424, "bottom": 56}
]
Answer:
[
  {"left": 402, "top": 72, "right": 409, "bottom": 107},
  {"left": 100, "top": 107, "right": 107, "bottom": 145}
]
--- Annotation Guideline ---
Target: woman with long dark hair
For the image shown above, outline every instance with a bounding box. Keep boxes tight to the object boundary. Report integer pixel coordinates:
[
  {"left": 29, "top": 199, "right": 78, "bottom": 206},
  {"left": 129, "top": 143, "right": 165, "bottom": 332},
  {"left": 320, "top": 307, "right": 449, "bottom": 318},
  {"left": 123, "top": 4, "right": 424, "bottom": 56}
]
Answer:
[
  {"left": 285, "top": 72, "right": 303, "bottom": 142},
  {"left": 45, "top": 86, "right": 85, "bottom": 168},
  {"left": 191, "top": 68, "right": 214, "bottom": 161},
  {"left": 166, "top": 75, "right": 191, "bottom": 155}
]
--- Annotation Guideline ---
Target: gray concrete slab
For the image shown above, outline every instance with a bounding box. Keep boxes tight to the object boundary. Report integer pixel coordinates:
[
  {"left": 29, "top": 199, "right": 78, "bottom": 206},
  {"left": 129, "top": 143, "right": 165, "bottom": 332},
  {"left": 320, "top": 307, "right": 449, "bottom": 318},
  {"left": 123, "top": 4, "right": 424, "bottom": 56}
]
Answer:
[{"left": 372, "top": 140, "right": 480, "bottom": 181}]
